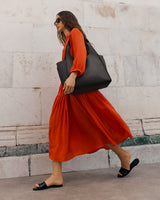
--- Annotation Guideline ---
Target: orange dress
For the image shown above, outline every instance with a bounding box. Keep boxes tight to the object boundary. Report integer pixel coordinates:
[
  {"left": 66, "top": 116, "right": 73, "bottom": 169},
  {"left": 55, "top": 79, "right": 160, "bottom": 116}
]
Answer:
[{"left": 49, "top": 28, "right": 134, "bottom": 162}]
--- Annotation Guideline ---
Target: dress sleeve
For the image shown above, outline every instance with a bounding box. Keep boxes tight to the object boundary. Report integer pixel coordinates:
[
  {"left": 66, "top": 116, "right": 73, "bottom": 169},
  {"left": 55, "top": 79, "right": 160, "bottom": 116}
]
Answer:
[{"left": 69, "top": 28, "right": 87, "bottom": 77}]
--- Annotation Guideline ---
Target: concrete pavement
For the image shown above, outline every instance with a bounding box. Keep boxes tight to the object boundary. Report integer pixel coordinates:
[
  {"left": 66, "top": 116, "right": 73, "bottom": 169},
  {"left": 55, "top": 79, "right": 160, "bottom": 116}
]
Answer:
[{"left": 0, "top": 162, "right": 159, "bottom": 200}]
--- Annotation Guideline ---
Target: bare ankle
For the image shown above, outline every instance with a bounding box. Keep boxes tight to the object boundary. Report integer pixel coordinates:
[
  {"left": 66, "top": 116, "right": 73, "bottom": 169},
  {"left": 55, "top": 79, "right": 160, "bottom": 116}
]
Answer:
[
  {"left": 51, "top": 172, "right": 63, "bottom": 178},
  {"left": 125, "top": 151, "right": 131, "bottom": 157}
]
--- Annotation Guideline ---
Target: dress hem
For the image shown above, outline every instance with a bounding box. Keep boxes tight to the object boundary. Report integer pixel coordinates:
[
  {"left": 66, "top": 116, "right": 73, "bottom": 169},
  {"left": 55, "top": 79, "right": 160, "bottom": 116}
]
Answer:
[{"left": 49, "top": 135, "right": 134, "bottom": 162}]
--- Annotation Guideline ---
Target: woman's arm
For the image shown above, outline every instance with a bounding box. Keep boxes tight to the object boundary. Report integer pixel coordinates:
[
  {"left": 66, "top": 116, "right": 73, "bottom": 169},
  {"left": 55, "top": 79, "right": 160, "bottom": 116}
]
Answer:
[
  {"left": 69, "top": 28, "right": 87, "bottom": 77},
  {"left": 63, "top": 28, "right": 87, "bottom": 95}
]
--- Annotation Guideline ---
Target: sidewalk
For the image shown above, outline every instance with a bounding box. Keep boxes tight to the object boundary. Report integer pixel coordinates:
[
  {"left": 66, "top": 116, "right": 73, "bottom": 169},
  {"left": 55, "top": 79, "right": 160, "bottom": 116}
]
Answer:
[{"left": 0, "top": 162, "right": 159, "bottom": 200}]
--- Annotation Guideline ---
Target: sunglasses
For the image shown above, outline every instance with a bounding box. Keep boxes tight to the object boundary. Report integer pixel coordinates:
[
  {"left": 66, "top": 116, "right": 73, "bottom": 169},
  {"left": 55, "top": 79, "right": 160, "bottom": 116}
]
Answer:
[{"left": 54, "top": 17, "right": 61, "bottom": 25}]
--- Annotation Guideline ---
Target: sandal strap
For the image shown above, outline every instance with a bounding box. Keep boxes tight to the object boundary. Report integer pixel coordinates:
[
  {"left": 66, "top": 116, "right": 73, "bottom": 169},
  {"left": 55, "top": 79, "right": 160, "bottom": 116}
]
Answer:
[
  {"left": 119, "top": 167, "right": 130, "bottom": 176},
  {"left": 38, "top": 181, "right": 48, "bottom": 189}
]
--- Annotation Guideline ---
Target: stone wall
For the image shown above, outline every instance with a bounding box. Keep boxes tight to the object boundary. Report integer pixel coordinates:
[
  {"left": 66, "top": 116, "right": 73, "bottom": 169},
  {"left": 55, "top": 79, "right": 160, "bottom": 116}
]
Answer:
[{"left": 0, "top": 0, "right": 160, "bottom": 178}]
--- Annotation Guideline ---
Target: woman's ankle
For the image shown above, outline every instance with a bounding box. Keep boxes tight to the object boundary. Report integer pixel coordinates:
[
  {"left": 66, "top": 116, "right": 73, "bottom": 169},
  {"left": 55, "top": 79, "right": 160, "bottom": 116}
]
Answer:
[{"left": 51, "top": 171, "right": 63, "bottom": 177}]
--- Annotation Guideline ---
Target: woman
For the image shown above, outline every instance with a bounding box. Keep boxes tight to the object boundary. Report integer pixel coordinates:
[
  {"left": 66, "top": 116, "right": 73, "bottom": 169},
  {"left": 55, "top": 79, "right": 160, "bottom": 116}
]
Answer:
[{"left": 33, "top": 10, "right": 139, "bottom": 191}]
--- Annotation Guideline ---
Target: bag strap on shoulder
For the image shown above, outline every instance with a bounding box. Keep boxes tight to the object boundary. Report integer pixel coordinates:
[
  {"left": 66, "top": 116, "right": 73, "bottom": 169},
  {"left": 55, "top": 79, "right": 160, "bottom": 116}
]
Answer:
[{"left": 67, "top": 35, "right": 89, "bottom": 55}]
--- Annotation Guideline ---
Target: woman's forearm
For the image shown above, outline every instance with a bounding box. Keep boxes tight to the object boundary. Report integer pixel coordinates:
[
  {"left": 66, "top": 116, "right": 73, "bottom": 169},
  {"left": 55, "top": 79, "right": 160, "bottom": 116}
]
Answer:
[{"left": 70, "top": 71, "right": 79, "bottom": 79}]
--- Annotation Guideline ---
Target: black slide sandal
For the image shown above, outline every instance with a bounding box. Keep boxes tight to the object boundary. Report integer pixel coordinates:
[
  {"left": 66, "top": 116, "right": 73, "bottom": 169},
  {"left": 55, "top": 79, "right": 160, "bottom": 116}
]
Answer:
[
  {"left": 33, "top": 181, "right": 63, "bottom": 191},
  {"left": 117, "top": 158, "right": 140, "bottom": 178}
]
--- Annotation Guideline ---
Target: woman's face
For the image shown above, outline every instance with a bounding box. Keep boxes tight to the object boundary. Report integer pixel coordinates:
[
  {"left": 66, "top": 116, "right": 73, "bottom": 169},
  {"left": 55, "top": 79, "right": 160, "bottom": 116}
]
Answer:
[{"left": 54, "top": 15, "right": 65, "bottom": 32}]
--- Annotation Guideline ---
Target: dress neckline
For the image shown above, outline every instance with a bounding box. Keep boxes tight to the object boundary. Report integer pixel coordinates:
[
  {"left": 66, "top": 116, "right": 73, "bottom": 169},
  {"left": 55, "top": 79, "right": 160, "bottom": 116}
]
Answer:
[
  {"left": 64, "top": 32, "right": 71, "bottom": 46},
  {"left": 64, "top": 28, "right": 76, "bottom": 44},
  {"left": 66, "top": 31, "right": 71, "bottom": 38}
]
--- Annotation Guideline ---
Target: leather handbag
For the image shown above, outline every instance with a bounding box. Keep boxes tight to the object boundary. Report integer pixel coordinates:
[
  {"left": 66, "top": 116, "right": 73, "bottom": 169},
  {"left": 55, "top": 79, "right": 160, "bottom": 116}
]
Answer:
[{"left": 56, "top": 35, "right": 112, "bottom": 94}]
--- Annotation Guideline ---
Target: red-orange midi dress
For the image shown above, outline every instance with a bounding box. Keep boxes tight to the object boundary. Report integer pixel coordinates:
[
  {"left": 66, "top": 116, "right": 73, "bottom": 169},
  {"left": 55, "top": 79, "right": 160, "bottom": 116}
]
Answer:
[{"left": 49, "top": 28, "right": 134, "bottom": 162}]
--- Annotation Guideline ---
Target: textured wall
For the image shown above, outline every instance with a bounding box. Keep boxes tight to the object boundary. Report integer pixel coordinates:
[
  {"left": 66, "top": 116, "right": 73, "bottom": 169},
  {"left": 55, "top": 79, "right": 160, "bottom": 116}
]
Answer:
[{"left": 0, "top": 0, "right": 160, "bottom": 178}]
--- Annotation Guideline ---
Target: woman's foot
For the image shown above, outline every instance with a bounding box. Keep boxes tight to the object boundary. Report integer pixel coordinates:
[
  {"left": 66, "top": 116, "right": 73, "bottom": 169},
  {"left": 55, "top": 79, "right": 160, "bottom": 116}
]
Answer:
[
  {"left": 35, "top": 173, "right": 63, "bottom": 189},
  {"left": 118, "top": 151, "right": 131, "bottom": 176},
  {"left": 117, "top": 158, "right": 140, "bottom": 178}
]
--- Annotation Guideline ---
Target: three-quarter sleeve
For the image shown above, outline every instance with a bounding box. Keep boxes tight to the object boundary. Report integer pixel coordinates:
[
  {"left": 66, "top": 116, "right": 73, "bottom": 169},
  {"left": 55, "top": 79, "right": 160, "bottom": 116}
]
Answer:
[{"left": 69, "top": 28, "right": 87, "bottom": 77}]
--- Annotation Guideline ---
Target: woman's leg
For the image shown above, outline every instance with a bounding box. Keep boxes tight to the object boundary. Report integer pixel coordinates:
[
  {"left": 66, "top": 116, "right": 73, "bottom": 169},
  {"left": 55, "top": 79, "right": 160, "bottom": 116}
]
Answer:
[
  {"left": 35, "top": 161, "right": 63, "bottom": 187},
  {"left": 106, "top": 144, "right": 131, "bottom": 176}
]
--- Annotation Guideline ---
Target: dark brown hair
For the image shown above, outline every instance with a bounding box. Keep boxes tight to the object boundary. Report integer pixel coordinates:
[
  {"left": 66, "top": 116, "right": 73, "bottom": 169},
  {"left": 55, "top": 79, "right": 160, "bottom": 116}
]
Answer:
[{"left": 56, "top": 10, "right": 89, "bottom": 45}]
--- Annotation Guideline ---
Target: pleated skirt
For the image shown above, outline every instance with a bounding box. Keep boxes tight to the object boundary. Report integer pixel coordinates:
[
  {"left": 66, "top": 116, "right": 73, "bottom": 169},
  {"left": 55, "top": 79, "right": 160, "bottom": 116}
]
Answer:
[{"left": 49, "top": 83, "right": 134, "bottom": 162}]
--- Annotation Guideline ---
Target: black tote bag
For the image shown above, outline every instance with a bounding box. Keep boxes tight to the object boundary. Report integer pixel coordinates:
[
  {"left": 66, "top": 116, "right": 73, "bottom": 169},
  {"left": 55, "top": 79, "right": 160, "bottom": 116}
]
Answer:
[{"left": 56, "top": 35, "right": 112, "bottom": 94}]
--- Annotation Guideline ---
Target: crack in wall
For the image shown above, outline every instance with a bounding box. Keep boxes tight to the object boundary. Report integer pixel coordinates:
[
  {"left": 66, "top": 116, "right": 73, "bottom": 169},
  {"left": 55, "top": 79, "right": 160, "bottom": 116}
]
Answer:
[
  {"left": 28, "top": 156, "right": 31, "bottom": 176},
  {"left": 108, "top": 150, "right": 111, "bottom": 168},
  {"left": 140, "top": 119, "right": 146, "bottom": 136}
]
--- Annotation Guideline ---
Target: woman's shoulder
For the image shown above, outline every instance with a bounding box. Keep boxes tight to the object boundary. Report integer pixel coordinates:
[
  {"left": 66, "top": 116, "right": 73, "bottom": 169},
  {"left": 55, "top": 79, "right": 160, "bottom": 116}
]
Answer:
[{"left": 70, "top": 28, "right": 83, "bottom": 37}]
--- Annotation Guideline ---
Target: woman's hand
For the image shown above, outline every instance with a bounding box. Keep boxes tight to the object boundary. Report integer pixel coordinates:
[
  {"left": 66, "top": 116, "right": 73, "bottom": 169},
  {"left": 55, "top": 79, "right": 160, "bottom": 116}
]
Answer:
[{"left": 63, "top": 71, "right": 79, "bottom": 95}]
